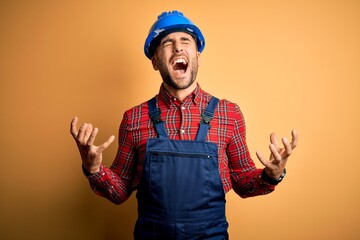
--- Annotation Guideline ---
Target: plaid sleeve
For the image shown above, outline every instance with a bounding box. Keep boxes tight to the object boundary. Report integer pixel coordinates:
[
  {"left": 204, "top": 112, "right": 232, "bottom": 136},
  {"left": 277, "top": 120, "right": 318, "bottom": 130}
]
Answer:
[
  {"left": 227, "top": 103, "right": 276, "bottom": 198},
  {"left": 85, "top": 111, "right": 136, "bottom": 205}
]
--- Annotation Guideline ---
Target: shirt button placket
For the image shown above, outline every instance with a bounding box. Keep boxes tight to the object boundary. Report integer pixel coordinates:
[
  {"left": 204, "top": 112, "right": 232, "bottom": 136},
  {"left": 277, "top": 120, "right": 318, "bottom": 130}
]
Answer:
[{"left": 180, "top": 104, "right": 186, "bottom": 140}]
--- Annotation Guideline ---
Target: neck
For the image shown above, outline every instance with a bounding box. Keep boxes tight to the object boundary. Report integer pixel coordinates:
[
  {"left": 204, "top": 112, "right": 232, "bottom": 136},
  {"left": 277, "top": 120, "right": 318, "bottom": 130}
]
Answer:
[{"left": 163, "top": 82, "right": 197, "bottom": 101}]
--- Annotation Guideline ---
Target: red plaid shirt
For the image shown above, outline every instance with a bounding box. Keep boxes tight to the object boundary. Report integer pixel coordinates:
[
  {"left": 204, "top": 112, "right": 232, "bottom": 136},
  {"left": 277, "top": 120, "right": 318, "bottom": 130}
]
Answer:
[{"left": 86, "top": 84, "right": 276, "bottom": 204}]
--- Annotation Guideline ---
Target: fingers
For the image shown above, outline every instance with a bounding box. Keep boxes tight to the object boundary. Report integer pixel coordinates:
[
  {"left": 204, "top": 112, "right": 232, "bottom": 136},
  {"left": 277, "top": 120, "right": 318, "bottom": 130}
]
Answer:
[
  {"left": 290, "top": 129, "right": 298, "bottom": 149},
  {"left": 281, "top": 137, "right": 292, "bottom": 156},
  {"left": 270, "top": 133, "right": 281, "bottom": 152},
  {"left": 87, "top": 127, "right": 98, "bottom": 146},
  {"left": 256, "top": 150, "right": 268, "bottom": 167},
  {"left": 262, "top": 130, "right": 298, "bottom": 163},
  {"left": 98, "top": 135, "right": 115, "bottom": 152},
  {"left": 257, "top": 130, "right": 298, "bottom": 177},
  {"left": 84, "top": 123, "right": 93, "bottom": 143},
  {"left": 86, "top": 127, "right": 114, "bottom": 151},
  {"left": 269, "top": 143, "right": 282, "bottom": 163},
  {"left": 279, "top": 129, "right": 298, "bottom": 158},
  {"left": 70, "top": 117, "right": 79, "bottom": 138},
  {"left": 71, "top": 117, "right": 97, "bottom": 145},
  {"left": 70, "top": 117, "right": 114, "bottom": 149},
  {"left": 77, "top": 123, "right": 88, "bottom": 144}
]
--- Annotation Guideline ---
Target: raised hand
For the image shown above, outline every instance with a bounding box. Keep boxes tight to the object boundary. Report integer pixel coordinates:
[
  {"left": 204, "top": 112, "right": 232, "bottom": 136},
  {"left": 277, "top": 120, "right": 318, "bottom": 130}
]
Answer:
[
  {"left": 70, "top": 117, "right": 115, "bottom": 174},
  {"left": 256, "top": 129, "right": 298, "bottom": 179}
]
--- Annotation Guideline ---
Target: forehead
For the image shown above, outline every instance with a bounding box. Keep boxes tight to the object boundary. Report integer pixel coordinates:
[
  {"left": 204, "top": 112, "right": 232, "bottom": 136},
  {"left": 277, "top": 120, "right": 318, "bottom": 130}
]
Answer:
[{"left": 161, "top": 31, "right": 196, "bottom": 42}]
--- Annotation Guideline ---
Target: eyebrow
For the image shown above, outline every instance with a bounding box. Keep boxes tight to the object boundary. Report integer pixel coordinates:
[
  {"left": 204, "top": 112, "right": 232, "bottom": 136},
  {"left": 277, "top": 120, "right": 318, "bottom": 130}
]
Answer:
[
  {"left": 179, "top": 36, "right": 192, "bottom": 41},
  {"left": 161, "top": 36, "right": 192, "bottom": 45}
]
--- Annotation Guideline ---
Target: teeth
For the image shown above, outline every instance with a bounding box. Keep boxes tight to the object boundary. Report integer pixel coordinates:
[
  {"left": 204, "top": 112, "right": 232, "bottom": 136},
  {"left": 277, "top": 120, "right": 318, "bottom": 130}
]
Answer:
[{"left": 173, "top": 58, "right": 187, "bottom": 65}]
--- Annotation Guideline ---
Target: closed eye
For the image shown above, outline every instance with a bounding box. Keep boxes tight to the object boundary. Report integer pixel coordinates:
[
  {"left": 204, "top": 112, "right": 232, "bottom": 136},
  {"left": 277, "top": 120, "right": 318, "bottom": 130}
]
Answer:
[
  {"left": 161, "top": 37, "right": 193, "bottom": 47},
  {"left": 161, "top": 39, "right": 173, "bottom": 47},
  {"left": 180, "top": 36, "right": 192, "bottom": 43}
]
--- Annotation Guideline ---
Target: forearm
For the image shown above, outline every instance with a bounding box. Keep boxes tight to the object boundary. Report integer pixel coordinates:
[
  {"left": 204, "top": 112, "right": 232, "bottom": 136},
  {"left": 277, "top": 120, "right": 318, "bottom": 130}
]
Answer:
[
  {"left": 231, "top": 168, "right": 276, "bottom": 198},
  {"left": 225, "top": 103, "right": 277, "bottom": 197},
  {"left": 84, "top": 164, "right": 133, "bottom": 205}
]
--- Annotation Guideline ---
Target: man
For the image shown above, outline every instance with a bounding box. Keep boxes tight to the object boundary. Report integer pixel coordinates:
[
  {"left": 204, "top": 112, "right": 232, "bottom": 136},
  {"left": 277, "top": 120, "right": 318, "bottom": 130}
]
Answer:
[{"left": 70, "top": 10, "right": 298, "bottom": 239}]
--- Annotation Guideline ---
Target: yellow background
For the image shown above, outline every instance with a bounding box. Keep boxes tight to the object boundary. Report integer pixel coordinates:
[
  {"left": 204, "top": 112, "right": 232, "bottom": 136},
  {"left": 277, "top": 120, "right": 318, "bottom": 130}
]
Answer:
[{"left": 1, "top": 0, "right": 359, "bottom": 239}]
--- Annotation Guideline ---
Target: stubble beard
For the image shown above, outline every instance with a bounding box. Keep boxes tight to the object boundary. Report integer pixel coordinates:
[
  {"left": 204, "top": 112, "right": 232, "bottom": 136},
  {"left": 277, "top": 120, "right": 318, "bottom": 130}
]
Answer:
[{"left": 158, "top": 56, "right": 199, "bottom": 90}]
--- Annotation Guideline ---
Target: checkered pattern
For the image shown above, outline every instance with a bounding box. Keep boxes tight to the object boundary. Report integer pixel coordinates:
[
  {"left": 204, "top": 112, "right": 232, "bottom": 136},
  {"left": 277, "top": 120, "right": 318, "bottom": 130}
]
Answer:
[{"left": 86, "top": 84, "right": 275, "bottom": 204}]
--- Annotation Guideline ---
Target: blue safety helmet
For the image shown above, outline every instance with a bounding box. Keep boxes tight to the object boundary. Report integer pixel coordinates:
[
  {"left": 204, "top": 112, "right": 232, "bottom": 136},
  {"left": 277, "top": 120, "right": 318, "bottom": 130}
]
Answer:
[{"left": 144, "top": 10, "right": 205, "bottom": 59}]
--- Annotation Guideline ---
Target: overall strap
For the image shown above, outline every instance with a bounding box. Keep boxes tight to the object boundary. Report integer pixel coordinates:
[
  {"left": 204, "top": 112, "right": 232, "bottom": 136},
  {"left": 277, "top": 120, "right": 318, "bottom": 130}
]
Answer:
[
  {"left": 148, "top": 97, "right": 168, "bottom": 139},
  {"left": 195, "top": 96, "right": 219, "bottom": 141}
]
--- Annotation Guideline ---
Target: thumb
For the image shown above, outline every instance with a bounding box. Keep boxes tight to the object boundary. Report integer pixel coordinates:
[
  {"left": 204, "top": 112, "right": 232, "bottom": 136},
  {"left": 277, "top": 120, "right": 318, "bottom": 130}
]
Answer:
[
  {"left": 256, "top": 150, "right": 268, "bottom": 167},
  {"left": 98, "top": 135, "right": 115, "bottom": 153}
]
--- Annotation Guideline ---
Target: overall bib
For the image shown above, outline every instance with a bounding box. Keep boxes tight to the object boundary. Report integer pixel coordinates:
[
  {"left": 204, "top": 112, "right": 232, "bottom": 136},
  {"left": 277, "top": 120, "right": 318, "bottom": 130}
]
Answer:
[{"left": 134, "top": 97, "right": 228, "bottom": 240}]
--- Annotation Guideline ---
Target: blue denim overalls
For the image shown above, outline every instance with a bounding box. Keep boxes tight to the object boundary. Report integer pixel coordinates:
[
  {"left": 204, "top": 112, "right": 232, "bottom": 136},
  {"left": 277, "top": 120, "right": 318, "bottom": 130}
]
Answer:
[{"left": 134, "top": 96, "right": 228, "bottom": 240}]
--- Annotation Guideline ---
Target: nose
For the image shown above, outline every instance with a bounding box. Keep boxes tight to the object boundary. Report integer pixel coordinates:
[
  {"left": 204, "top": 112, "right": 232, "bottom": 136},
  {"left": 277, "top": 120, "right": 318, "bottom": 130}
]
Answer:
[{"left": 173, "top": 41, "right": 183, "bottom": 53}]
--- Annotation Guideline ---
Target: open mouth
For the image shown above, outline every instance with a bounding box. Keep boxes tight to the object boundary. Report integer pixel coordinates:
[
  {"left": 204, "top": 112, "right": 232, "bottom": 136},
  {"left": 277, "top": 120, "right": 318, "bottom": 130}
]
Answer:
[{"left": 172, "top": 58, "right": 188, "bottom": 74}]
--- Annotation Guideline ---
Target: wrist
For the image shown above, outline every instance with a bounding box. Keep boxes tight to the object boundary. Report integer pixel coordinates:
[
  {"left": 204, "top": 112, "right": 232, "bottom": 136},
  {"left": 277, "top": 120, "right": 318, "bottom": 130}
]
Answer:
[
  {"left": 261, "top": 168, "right": 286, "bottom": 185},
  {"left": 82, "top": 164, "right": 101, "bottom": 176}
]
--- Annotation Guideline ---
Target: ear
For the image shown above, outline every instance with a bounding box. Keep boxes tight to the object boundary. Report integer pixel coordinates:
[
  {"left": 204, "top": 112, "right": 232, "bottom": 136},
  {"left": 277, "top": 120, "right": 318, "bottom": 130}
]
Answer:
[
  {"left": 197, "top": 52, "right": 201, "bottom": 66},
  {"left": 151, "top": 56, "right": 159, "bottom": 71}
]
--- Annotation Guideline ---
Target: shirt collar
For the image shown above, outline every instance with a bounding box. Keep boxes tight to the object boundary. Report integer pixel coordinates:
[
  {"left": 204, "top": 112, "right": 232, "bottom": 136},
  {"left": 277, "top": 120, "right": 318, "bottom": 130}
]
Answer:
[{"left": 158, "top": 83, "right": 202, "bottom": 108}]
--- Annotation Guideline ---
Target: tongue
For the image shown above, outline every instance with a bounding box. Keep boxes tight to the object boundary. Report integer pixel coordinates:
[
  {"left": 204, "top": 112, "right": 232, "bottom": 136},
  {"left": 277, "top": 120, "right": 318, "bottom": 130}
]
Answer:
[
  {"left": 174, "top": 69, "right": 185, "bottom": 74},
  {"left": 173, "top": 63, "right": 186, "bottom": 74}
]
